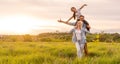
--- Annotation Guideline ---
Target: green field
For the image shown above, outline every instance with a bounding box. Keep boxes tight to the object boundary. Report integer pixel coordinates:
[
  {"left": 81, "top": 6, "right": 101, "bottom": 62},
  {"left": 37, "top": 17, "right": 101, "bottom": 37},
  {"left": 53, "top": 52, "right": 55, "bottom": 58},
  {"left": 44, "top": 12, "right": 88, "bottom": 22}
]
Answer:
[{"left": 0, "top": 42, "right": 120, "bottom": 64}]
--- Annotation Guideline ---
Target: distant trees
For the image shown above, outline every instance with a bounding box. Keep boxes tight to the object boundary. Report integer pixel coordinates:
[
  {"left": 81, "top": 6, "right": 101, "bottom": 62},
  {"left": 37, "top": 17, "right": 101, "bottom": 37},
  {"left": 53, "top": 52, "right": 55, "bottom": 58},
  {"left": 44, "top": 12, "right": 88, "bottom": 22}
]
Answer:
[
  {"left": 37, "top": 33, "right": 72, "bottom": 42},
  {"left": 112, "top": 33, "right": 120, "bottom": 42},
  {"left": 99, "top": 33, "right": 120, "bottom": 43},
  {"left": 0, "top": 32, "right": 120, "bottom": 43},
  {"left": 87, "top": 32, "right": 120, "bottom": 43},
  {"left": 23, "top": 34, "right": 32, "bottom": 42}
]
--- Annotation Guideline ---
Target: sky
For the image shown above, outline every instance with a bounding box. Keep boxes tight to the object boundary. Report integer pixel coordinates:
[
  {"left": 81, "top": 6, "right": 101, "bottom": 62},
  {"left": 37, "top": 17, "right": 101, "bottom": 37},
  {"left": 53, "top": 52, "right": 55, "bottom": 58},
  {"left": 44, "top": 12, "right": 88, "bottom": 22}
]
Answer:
[{"left": 0, "top": 0, "right": 120, "bottom": 35}]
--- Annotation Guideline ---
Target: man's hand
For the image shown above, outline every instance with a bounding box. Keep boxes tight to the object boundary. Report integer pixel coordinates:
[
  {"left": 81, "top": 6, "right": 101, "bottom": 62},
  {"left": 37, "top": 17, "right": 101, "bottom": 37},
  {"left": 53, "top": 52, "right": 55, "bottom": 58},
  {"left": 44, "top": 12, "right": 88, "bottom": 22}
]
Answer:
[{"left": 87, "top": 25, "right": 91, "bottom": 29}]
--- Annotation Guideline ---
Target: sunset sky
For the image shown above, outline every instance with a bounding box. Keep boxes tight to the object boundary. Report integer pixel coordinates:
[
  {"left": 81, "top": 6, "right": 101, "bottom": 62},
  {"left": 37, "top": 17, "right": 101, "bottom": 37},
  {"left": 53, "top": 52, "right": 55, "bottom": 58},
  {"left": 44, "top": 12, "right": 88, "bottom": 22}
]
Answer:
[{"left": 0, "top": 0, "right": 120, "bottom": 35}]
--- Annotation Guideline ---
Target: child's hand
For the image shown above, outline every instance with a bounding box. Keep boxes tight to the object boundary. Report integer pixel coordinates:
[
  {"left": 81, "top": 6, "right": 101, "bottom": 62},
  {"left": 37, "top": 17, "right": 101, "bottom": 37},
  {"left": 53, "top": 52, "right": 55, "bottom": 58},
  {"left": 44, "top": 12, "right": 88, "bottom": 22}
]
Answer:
[
  {"left": 83, "top": 4, "right": 87, "bottom": 6},
  {"left": 58, "top": 19, "right": 62, "bottom": 22}
]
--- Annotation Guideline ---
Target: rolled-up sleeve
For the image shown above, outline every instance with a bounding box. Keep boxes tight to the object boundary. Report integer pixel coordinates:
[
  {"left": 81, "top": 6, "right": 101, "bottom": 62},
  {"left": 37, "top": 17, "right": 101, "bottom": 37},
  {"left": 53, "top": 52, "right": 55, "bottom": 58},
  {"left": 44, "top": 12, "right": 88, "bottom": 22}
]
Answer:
[
  {"left": 69, "top": 28, "right": 74, "bottom": 33},
  {"left": 84, "top": 29, "right": 90, "bottom": 33}
]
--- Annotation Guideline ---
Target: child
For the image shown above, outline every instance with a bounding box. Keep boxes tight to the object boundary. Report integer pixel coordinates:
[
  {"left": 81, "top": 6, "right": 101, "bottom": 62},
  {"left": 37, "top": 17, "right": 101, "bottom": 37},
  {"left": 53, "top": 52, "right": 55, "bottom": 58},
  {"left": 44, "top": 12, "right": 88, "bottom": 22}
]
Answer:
[{"left": 66, "top": 4, "right": 87, "bottom": 22}]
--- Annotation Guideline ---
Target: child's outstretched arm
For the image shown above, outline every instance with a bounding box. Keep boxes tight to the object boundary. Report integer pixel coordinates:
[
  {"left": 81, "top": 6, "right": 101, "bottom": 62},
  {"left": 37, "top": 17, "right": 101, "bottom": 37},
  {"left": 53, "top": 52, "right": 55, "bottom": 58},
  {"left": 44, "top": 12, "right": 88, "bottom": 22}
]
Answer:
[
  {"left": 66, "top": 16, "right": 74, "bottom": 23},
  {"left": 58, "top": 19, "right": 68, "bottom": 24},
  {"left": 58, "top": 19, "right": 75, "bottom": 26},
  {"left": 80, "top": 4, "right": 87, "bottom": 10}
]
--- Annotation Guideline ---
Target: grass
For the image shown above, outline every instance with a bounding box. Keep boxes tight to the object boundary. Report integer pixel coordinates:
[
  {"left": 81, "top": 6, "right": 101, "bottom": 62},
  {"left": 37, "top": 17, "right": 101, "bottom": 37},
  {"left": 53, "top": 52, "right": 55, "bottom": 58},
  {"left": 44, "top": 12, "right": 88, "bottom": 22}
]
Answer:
[{"left": 0, "top": 42, "right": 120, "bottom": 64}]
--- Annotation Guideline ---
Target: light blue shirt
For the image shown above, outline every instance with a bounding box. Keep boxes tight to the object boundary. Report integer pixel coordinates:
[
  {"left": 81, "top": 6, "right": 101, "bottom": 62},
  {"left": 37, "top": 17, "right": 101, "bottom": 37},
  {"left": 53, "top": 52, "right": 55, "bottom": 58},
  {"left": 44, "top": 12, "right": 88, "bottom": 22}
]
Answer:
[{"left": 70, "top": 28, "right": 89, "bottom": 44}]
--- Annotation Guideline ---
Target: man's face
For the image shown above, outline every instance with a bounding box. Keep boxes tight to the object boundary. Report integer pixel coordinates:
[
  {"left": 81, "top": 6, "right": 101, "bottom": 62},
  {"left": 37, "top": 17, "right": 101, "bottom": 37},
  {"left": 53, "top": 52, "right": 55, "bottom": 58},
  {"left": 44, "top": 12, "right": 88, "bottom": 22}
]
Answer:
[{"left": 80, "top": 16, "right": 84, "bottom": 21}]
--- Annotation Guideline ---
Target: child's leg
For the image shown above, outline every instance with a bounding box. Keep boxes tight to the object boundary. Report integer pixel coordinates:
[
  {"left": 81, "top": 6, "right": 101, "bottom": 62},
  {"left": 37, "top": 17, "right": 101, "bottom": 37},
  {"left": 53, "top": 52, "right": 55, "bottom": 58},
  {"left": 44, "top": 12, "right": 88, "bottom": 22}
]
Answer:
[
  {"left": 75, "top": 42, "right": 81, "bottom": 58},
  {"left": 80, "top": 43, "right": 85, "bottom": 57}
]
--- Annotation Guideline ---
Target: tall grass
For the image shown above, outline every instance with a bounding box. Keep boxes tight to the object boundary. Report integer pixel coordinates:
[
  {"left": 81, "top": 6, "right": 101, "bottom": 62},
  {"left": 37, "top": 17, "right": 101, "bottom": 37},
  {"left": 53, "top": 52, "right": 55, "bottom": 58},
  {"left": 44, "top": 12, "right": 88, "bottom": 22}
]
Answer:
[{"left": 0, "top": 42, "right": 120, "bottom": 64}]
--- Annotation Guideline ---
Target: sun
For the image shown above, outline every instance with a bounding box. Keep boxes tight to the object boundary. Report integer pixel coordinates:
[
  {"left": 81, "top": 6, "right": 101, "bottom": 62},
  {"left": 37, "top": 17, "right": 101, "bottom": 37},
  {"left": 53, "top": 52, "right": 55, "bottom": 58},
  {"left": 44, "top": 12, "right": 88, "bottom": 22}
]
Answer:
[
  {"left": 0, "top": 15, "right": 41, "bottom": 34},
  {"left": 0, "top": 14, "right": 61, "bottom": 35}
]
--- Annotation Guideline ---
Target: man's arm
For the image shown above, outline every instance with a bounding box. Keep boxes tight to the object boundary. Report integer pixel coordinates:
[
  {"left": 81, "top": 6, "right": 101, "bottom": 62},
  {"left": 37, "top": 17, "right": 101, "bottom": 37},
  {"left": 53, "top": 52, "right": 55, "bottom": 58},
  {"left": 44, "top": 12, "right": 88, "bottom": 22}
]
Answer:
[
  {"left": 80, "top": 4, "right": 87, "bottom": 10},
  {"left": 83, "top": 20, "right": 91, "bottom": 31},
  {"left": 83, "top": 20, "right": 89, "bottom": 25},
  {"left": 84, "top": 29, "right": 90, "bottom": 33}
]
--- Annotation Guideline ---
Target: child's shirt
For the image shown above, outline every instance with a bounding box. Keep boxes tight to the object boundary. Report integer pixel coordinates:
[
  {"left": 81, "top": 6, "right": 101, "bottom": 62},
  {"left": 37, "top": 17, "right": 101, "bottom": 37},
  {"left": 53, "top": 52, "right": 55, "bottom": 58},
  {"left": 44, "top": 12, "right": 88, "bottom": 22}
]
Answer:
[
  {"left": 69, "top": 28, "right": 90, "bottom": 43},
  {"left": 75, "top": 9, "right": 81, "bottom": 19},
  {"left": 75, "top": 29, "right": 81, "bottom": 40}
]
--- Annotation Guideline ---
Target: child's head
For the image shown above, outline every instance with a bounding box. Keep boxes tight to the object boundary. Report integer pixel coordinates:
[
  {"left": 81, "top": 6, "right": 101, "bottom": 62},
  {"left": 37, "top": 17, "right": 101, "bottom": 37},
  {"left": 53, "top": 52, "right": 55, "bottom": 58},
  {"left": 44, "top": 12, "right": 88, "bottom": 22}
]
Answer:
[
  {"left": 75, "top": 21, "right": 83, "bottom": 29},
  {"left": 79, "top": 15, "right": 85, "bottom": 21},
  {"left": 71, "top": 7, "right": 77, "bottom": 12}
]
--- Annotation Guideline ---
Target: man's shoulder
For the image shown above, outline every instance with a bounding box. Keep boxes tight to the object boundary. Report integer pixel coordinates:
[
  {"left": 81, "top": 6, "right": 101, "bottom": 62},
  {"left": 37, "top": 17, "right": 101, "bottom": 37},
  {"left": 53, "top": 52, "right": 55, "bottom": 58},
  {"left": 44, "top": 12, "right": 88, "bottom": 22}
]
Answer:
[
  {"left": 83, "top": 20, "right": 87, "bottom": 22},
  {"left": 83, "top": 20, "right": 89, "bottom": 25}
]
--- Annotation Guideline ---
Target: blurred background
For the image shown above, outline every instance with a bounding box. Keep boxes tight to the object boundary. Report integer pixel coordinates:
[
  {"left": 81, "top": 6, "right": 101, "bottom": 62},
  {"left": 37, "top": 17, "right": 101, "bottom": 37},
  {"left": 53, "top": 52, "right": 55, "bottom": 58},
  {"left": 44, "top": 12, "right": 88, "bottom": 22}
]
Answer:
[{"left": 0, "top": 0, "right": 120, "bottom": 35}]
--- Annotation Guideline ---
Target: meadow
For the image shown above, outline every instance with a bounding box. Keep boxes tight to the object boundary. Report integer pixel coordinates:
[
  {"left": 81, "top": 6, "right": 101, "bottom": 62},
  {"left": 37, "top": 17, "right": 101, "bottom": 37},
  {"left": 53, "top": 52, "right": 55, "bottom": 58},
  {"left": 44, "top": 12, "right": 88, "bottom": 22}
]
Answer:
[{"left": 0, "top": 42, "right": 120, "bottom": 64}]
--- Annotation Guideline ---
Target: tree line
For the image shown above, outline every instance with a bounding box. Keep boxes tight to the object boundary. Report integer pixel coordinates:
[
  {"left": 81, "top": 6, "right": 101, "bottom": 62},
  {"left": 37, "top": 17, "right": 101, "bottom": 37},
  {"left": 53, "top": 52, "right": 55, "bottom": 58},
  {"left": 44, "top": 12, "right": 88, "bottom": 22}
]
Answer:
[{"left": 0, "top": 32, "right": 120, "bottom": 43}]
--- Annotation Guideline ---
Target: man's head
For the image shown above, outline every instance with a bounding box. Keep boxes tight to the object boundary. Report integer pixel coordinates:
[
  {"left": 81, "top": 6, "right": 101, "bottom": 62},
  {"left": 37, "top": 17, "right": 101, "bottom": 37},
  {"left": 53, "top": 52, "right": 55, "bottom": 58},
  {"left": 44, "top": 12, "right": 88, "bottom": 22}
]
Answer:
[
  {"left": 71, "top": 7, "right": 77, "bottom": 12},
  {"left": 80, "top": 15, "right": 85, "bottom": 21}
]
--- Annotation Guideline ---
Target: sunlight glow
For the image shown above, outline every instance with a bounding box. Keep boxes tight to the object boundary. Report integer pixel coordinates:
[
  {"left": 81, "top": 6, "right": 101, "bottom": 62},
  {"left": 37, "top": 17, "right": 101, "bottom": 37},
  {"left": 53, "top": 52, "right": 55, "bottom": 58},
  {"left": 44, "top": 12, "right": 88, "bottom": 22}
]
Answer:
[{"left": 0, "top": 14, "right": 50, "bottom": 34}]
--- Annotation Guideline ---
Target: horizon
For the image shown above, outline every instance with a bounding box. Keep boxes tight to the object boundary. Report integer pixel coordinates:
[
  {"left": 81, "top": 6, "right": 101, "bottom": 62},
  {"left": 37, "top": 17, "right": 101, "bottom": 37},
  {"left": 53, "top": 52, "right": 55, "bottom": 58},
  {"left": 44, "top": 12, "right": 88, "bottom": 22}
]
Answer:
[{"left": 0, "top": 0, "right": 120, "bottom": 35}]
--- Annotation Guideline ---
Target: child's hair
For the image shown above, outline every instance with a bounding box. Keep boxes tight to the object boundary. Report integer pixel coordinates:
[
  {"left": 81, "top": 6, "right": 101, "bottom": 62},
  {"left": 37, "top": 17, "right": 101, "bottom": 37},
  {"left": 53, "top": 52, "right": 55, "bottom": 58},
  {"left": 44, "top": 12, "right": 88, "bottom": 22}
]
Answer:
[
  {"left": 71, "top": 7, "right": 76, "bottom": 10},
  {"left": 71, "top": 7, "right": 76, "bottom": 20},
  {"left": 75, "top": 21, "right": 83, "bottom": 29},
  {"left": 73, "top": 12, "right": 76, "bottom": 20}
]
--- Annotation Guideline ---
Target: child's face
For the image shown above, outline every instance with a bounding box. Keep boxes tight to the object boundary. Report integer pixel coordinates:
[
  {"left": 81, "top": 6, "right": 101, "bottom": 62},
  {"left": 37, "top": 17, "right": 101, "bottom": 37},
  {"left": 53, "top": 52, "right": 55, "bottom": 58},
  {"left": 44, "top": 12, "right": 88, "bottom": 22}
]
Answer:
[{"left": 76, "top": 21, "right": 82, "bottom": 28}]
